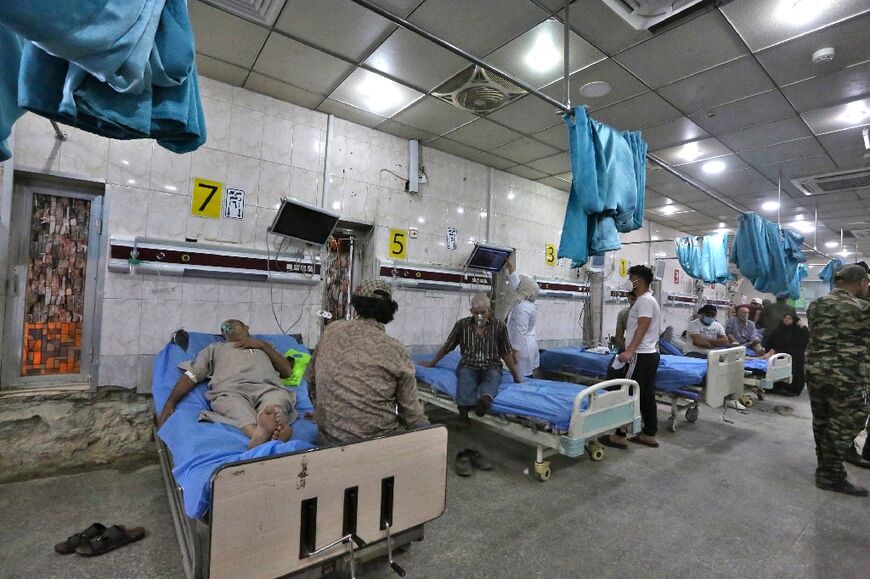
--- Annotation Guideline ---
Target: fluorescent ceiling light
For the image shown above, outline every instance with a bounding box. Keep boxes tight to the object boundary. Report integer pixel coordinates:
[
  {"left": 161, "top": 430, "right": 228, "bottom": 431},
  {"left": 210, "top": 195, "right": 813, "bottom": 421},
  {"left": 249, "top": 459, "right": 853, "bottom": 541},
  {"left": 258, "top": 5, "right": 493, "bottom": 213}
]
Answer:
[
  {"left": 679, "top": 141, "right": 703, "bottom": 162},
  {"left": 840, "top": 249, "right": 851, "bottom": 256},
  {"left": 790, "top": 220, "right": 815, "bottom": 233},
  {"left": 479, "top": 211, "right": 488, "bottom": 218},
  {"left": 824, "top": 241, "right": 839, "bottom": 248},
  {"left": 456, "top": 207, "right": 464, "bottom": 214},
  {"left": 702, "top": 160, "right": 726, "bottom": 174},
  {"left": 838, "top": 100, "right": 870, "bottom": 124},
  {"left": 659, "top": 205, "right": 678, "bottom": 215},
  {"left": 863, "top": 128, "right": 870, "bottom": 150},
  {"left": 718, "top": 222, "right": 727, "bottom": 228},
  {"left": 761, "top": 200, "right": 780, "bottom": 211},
  {"left": 354, "top": 71, "right": 405, "bottom": 116},
  {"left": 780, "top": 0, "right": 831, "bottom": 25},
  {"left": 524, "top": 30, "right": 560, "bottom": 73}
]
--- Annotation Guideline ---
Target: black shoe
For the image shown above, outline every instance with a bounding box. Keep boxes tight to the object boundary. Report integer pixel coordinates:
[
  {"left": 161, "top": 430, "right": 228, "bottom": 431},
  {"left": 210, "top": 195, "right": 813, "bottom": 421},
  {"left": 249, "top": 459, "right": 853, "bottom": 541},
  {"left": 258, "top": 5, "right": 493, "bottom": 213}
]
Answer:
[
  {"left": 845, "top": 446, "right": 870, "bottom": 469},
  {"left": 465, "top": 448, "right": 493, "bottom": 470},
  {"left": 454, "top": 451, "right": 473, "bottom": 477},
  {"left": 474, "top": 396, "right": 492, "bottom": 417},
  {"left": 815, "top": 478, "right": 869, "bottom": 497}
]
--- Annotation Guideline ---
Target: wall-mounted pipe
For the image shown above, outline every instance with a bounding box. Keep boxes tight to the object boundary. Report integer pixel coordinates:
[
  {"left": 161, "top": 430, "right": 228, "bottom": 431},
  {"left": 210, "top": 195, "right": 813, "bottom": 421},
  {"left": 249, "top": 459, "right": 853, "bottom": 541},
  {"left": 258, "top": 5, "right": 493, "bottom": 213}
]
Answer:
[{"left": 49, "top": 120, "right": 67, "bottom": 141}]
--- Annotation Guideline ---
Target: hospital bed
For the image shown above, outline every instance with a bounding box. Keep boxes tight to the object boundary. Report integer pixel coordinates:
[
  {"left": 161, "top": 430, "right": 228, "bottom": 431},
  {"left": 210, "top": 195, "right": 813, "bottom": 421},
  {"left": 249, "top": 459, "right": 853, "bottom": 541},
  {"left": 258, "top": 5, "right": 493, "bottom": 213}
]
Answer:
[
  {"left": 538, "top": 346, "right": 776, "bottom": 432},
  {"left": 153, "top": 332, "right": 447, "bottom": 579},
  {"left": 413, "top": 352, "right": 641, "bottom": 482}
]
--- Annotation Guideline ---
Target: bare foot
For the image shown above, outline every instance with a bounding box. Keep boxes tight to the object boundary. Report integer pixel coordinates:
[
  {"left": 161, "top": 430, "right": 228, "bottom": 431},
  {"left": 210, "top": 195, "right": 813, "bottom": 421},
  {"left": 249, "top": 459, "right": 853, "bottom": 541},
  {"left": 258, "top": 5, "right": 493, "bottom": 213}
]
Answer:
[
  {"left": 247, "top": 406, "right": 279, "bottom": 448},
  {"left": 273, "top": 411, "right": 294, "bottom": 443}
]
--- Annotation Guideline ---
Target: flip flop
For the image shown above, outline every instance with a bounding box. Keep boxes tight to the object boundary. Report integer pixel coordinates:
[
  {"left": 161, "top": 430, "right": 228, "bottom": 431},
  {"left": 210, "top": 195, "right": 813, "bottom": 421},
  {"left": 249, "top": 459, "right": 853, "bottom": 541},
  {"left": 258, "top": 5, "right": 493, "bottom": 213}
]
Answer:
[
  {"left": 597, "top": 434, "right": 628, "bottom": 450},
  {"left": 629, "top": 436, "right": 660, "bottom": 448},
  {"left": 55, "top": 523, "right": 107, "bottom": 555},
  {"left": 74, "top": 525, "right": 146, "bottom": 557}
]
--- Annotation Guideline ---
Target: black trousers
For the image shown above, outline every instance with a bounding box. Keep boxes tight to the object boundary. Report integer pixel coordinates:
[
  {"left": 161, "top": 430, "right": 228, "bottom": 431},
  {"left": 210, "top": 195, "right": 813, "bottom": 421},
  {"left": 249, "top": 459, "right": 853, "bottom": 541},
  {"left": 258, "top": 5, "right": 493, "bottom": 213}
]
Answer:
[{"left": 608, "top": 352, "right": 660, "bottom": 437}]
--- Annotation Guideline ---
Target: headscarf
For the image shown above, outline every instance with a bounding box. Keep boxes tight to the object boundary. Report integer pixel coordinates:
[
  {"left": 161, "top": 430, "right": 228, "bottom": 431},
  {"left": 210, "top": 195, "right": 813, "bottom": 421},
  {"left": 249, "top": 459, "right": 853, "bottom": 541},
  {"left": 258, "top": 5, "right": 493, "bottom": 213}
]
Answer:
[{"left": 509, "top": 275, "right": 540, "bottom": 318}]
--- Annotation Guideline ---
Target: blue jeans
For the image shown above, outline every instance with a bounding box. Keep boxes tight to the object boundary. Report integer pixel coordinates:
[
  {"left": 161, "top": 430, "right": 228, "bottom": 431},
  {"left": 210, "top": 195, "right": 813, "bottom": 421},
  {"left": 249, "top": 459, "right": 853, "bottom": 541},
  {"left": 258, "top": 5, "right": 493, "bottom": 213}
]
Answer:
[{"left": 456, "top": 366, "right": 501, "bottom": 407}]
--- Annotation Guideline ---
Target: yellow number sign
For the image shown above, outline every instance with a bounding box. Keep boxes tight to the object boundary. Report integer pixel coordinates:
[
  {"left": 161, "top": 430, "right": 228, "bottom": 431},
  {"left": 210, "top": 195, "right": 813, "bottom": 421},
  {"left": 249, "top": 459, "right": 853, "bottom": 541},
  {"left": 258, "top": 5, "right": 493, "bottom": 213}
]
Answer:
[
  {"left": 388, "top": 228, "right": 408, "bottom": 260},
  {"left": 545, "top": 244, "right": 557, "bottom": 267},
  {"left": 192, "top": 178, "right": 223, "bottom": 219},
  {"left": 619, "top": 258, "right": 629, "bottom": 277}
]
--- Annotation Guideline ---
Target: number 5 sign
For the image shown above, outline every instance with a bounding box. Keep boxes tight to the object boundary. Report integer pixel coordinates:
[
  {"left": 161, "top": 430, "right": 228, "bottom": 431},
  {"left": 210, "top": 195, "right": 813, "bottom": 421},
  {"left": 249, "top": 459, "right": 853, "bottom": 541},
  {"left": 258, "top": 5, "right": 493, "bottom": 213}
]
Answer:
[{"left": 388, "top": 228, "right": 408, "bottom": 260}]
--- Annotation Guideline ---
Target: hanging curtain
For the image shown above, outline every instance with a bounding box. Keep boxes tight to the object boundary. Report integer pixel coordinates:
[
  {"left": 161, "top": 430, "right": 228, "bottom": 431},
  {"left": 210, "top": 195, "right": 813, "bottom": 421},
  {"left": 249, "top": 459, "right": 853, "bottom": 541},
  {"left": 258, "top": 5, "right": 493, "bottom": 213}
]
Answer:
[
  {"left": 558, "top": 107, "right": 648, "bottom": 267},
  {"left": 674, "top": 233, "right": 731, "bottom": 284},
  {"left": 0, "top": 0, "right": 205, "bottom": 161},
  {"left": 818, "top": 258, "right": 844, "bottom": 289},
  {"left": 730, "top": 212, "right": 807, "bottom": 299}
]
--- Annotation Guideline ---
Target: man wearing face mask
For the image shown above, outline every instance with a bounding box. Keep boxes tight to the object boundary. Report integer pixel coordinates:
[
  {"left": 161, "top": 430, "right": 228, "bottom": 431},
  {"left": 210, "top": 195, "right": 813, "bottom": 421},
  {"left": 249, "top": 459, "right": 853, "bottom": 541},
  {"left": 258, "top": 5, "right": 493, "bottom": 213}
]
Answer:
[{"left": 684, "top": 304, "right": 730, "bottom": 358}]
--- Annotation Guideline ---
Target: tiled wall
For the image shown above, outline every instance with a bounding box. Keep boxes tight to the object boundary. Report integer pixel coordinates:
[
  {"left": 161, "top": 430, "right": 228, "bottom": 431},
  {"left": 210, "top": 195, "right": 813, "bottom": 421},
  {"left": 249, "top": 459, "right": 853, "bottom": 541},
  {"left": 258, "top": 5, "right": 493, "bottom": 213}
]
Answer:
[{"left": 5, "top": 75, "right": 704, "bottom": 390}]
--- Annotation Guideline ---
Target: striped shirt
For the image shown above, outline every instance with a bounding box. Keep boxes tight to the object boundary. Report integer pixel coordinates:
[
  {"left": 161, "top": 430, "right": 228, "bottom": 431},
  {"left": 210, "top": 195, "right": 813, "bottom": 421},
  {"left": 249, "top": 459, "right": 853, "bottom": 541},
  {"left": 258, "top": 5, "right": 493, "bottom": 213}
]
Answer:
[{"left": 444, "top": 317, "right": 513, "bottom": 370}]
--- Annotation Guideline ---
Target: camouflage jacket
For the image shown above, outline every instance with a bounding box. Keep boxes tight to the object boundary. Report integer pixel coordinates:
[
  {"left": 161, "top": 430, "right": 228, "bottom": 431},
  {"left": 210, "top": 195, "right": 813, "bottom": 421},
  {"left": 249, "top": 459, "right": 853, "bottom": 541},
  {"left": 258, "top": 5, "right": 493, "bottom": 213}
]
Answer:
[{"left": 806, "top": 289, "right": 870, "bottom": 381}]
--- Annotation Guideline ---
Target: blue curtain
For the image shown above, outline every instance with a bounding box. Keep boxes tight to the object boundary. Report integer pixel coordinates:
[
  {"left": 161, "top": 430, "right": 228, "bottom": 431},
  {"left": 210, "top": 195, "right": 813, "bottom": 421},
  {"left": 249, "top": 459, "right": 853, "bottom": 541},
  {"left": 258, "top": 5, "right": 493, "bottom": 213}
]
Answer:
[
  {"left": 558, "top": 107, "right": 648, "bottom": 267},
  {"left": 818, "top": 258, "right": 843, "bottom": 289},
  {"left": 0, "top": 0, "right": 204, "bottom": 161},
  {"left": 674, "top": 233, "right": 731, "bottom": 284},
  {"left": 730, "top": 212, "right": 807, "bottom": 299}
]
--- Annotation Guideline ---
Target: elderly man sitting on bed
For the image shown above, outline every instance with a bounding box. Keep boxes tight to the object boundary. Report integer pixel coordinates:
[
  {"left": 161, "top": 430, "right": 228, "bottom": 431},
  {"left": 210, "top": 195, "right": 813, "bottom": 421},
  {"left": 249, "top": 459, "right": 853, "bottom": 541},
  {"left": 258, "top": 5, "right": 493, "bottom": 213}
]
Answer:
[{"left": 156, "top": 320, "right": 297, "bottom": 448}]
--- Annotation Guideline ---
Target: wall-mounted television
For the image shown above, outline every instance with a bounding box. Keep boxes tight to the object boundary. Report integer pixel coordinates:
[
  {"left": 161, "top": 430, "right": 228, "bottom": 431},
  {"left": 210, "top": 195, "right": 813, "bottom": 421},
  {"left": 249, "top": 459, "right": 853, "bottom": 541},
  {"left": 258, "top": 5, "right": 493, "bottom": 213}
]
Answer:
[
  {"left": 466, "top": 243, "right": 513, "bottom": 272},
  {"left": 268, "top": 198, "right": 340, "bottom": 246}
]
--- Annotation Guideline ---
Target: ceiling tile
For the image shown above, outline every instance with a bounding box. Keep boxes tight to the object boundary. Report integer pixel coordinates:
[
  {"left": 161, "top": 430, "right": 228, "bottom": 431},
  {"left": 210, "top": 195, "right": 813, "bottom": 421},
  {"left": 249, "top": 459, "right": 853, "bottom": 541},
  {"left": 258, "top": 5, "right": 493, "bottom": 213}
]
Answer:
[
  {"left": 690, "top": 90, "right": 795, "bottom": 135},
  {"left": 189, "top": 1, "right": 270, "bottom": 68},
  {"left": 373, "top": 120, "right": 438, "bottom": 142},
  {"left": 364, "top": 28, "right": 469, "bottom": 92},
  {"left": 392, "top": 96, "right": 478, "bottom": 135},
  {"left": 424, "top": 138, "right": 482, "bottom": 159},
  {"left": 558, "top": 2, "right": 651, "bottom": 56},
  {"left": 443, "top": 119, "right": 524, "bottom": 150},
  {"left": 196, "top": 54, "right": 249, "bottom": 86},
  {"left": 253, "top": 33, "right": 354, "bottom": 95},
  {"left": 739, "top": 137, "right": 827, "bottom": 167},
  {"left": 592, "top": 92, "right": 682, "bottom": 131},
  {"left": 717, "top": 116, "right": 812, "bottom": 152},
  {"left": 408, "top": 0, "right": 547, "bottom": 57},
  {"left": 484, "top": 19, "right": 605, "bottom": 90},
  {"left": 485, "top": 95, "right": 562, "bottom": 134},
  {"left": 469, "top": 151, "right": 517, "bottom": 171},
  {"left": 652, "top": 138, "right": 732, "bottom": 166},
  {"left": 315, "top": 98, "right": 387, "bottom": 128},
  {"left": 244, "top": 72, "right": 325, "bottom": 108},
  {"left": 327, "top": 68, "right": 423, "bottom": 117},
  {"left": 614, "top": 11, "right": 747, "bottom": 88},
  {"left": 507, "top": 165, "right": 549, "bottom": 181},
  {"left": 678, "top": 154, "right": 753, "bottom": 180},
  {"left": 756, "top": 154, "right": 838, "bottom": 180},
  {"left": 801, "top": 98, "right": 870, "bottom": 135},
  {"left": 646, "top": 170, "right": 711, "bottom": 201},
  {"left": 199, "top": 0, "right": 288, "bottom": 27},
  {"left": 530, "top": 123, "right": 568, "bottom": 151},
  {"left": 491, "top": 137, "right": 559, "bottom": 165},
  {"left": 540, "top": 58, "right": 649, "bottom": 112},
  {"left": 657, "top": 56, "right": 776, "bottom": 115},
  {"left": 781, "top": 61, "right": 870, "bottom": 114},
  {"left": 721, "top": 0, "right": 870, "bottom": 52},
  {"left": 827, "top": 147, "right": 870, "bottom": 170},
  {"left": 537, "top": 175, "right": 571, "bottom": 192},
  {"left": 640, "top": 117, "right": 709, "bottom": 150},
  {"left": 754, "top": 11, "right": 870, "bottom": 85},
  {"left": 527, "top": 152, "right": 571, "bottom": 175},
  {"left": 816, "top": 125, "right": 869, "bottom": 153}
]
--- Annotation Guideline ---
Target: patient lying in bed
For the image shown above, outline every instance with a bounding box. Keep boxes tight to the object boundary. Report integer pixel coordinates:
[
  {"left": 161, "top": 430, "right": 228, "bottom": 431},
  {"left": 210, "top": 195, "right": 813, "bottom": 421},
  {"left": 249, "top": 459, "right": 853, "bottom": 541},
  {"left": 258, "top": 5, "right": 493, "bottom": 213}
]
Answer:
[{"left": 156, "top": 320, "right": 298, "bottom": 448}]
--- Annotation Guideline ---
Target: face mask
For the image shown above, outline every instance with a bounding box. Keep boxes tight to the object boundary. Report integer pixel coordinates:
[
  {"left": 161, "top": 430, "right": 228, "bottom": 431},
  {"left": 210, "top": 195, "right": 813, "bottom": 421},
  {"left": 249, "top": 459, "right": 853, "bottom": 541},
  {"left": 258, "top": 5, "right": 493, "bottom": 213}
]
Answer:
[
  {"left": 624, "top": 279, "right": 636, "bottom": 292},
  {"left": 474, "top": 313, "right": 487, "bottom": 327},
  {"left": 701, "top": 316, "right": 715, "bottom": 326}
]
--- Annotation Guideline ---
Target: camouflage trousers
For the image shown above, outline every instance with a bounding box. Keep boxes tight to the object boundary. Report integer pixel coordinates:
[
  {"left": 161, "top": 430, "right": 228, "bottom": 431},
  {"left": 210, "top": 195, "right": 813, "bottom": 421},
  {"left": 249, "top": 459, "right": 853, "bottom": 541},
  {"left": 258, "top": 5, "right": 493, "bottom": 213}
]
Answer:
[{"left": 806, "top": 367, "right": 870, "bottom": 483}]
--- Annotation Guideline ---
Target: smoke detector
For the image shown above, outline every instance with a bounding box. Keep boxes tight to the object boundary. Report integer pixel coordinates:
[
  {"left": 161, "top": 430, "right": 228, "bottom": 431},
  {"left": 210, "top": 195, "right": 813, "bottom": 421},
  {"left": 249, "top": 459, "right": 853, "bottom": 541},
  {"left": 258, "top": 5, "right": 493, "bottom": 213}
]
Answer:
[
  {"left": 812, "top": 47, "right": 835, "bottom": 64},
  {"left": 432, "top": 65, "right": 526, "bottom": 113}
]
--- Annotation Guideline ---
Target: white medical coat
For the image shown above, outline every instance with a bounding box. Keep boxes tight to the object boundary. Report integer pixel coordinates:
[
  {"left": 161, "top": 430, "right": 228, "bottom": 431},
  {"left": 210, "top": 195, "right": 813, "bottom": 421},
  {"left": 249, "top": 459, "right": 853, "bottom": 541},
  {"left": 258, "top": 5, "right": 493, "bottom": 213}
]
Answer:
[{"left": 507, "top": 272, "right": 539, "bottom": 377}]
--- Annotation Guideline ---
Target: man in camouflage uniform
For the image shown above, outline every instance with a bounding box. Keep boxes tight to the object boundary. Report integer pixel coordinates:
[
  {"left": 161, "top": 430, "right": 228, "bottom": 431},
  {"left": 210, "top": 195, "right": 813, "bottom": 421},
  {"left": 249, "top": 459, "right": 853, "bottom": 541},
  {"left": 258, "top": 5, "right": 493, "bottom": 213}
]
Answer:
[
  {"left": 806, "top": 265, "right": 870, "bottom": 496},
  {"left": 846, "top": 261, "right": 870, "bottom": 467}
]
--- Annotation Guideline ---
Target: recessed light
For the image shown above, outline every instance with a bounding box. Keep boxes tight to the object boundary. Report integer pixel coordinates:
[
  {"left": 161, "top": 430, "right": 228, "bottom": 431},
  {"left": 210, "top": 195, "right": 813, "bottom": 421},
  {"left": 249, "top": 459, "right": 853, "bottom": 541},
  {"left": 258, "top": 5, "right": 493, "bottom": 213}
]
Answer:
[
  {"left": 679, "top": 141, "right": 703, "bottom": 162},
  {"left": 783, "top": 0, "right": 831, "bottom": 25},
  {"left": 659, "top": 205, "right": 678, "bottom": 215},
  {"left": 579, "top": 81, "right": 612, "bottom": 98},
  {"left": 761, "top": 201, "right": 780, "bottom": 211},
  {"left": 790, "top": 220, "right": 815, "bottom": 233},
  {"left": 702, "top": 160, "right": 726, "bottom": 174},
  {"left": 355, "top": 71, "right": 405, "bottom": 115},
  {"left": 838, "top": 101, "right": 870, "bottom": 124},
  {"left": 456, "top": 207, "right": 464, "bottom": 214},
  {"left": 524, "top": 30, "right": 560, "bottom": 73},
  {"left": 824, "top": 241, "right": 839, "bottom": 248},
  {"left": 718, "top": 222, "right": 727, "bottom": 228}
]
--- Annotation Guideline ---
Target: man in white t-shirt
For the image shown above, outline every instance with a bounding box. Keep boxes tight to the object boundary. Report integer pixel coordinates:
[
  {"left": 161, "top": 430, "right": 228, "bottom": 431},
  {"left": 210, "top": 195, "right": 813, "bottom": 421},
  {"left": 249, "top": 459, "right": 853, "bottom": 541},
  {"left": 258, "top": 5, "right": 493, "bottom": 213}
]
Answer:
[
  {"left": 598, "top": 265, "right": 662, "bottom": 449},
  {"left": 685, "top": 304, "right": 730, "bottom": 358}
]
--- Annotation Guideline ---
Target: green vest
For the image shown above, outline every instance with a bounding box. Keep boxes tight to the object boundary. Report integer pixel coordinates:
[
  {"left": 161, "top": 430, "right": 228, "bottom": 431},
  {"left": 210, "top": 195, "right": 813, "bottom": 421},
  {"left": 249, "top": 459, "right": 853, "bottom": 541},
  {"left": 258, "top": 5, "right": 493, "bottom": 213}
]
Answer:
[{"left": 282, "top": 348, "right": 311, "bottom": 388}]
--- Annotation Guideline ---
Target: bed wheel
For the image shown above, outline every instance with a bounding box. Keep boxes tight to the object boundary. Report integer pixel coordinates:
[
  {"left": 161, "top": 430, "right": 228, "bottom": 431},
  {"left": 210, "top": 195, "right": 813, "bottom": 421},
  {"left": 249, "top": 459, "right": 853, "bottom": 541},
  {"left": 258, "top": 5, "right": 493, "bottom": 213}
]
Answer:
[
  {"left": 685, "top": 406, "right": 699, "bottom": 422},
  {"left": 756, "top": 391, "right": 765, "bottom": 401},
  {"left": 668, "top": 416, "right": 678, "bottom": 432},
  {"left": 739, "top": 395, "right": 754, "bottom": 408},
  {"left": 586, "top": 442, "right": 605, "bottom": 462},
  {"left": 534, "top": 461, "right": 551, "bottom": 482}
]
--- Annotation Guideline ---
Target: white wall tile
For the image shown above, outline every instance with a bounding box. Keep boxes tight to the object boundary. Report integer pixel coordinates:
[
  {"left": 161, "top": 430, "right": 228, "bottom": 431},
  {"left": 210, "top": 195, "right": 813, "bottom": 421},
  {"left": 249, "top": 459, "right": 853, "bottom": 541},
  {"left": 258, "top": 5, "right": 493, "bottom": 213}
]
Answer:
[
  {"left": 106, "top": 185, "right": 149, "bottom": 237},
  {"left": 103, "top": 271, "right": 144, "bottom": 300},
  {"left": 97, "top": 354, "right": 140, "bottom": 388},
  {"left": 228, "top": 105, "right": 264, "bottom": 158},
  {"left": 190, "top": 147, "right": 228, "bottom": 183},
  {"left": 108, "top": 139, "right": 153, "bottom": 187},
  {"left": 198, "top": 75, "right": 234, "bottom": 102},
  {"left": 139, "top": 299, "right": 183, "bottom": 355},
  {"left": 142, "top": 273, "right": 183, "bottom": 301},
  {"left": 202, "top": 97, "right": 231, "bottom": 151},
  {"left": 150, "top": 146, "right": 192, "bottom": 194},
  {"left": 291, "top": 124, "right": 325, "bottom": 172},
  {"left": 180, "top": 300, "right": 220, "bottom": 333},
  {"left": 182, "top": 277, "right": 221, "bottom": 302},
  {"left": 289, "top": 167, "right": 321, "bottom": 206},
  {"left": 12, "top": 113, "right": 62, "bottom": 173},
  {"left": 100, "top": 299, "right": 142, "bottom": 355},
  {"left": 59, "top": 128, "right": 109, "bottom": 181},
  {"left": 261, "top": 115, "right": 294, "bottom": 166},
  {"left": 146, "top": 192, "right": 189, "bottom": 239},
  {"left": 258, "top": 161, "right": 292, "bottom": 209}
]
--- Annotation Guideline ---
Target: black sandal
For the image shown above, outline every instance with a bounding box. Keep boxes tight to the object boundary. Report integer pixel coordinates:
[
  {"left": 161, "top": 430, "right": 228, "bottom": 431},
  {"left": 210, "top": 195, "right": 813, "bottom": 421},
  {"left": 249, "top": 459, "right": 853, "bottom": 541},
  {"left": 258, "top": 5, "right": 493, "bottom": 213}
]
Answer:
[
  {"left": 54, "top": 523, "right": 107, "bottom": 555},
  {"left": 74, "top": 525, "right": 146, "bottom": 557}
]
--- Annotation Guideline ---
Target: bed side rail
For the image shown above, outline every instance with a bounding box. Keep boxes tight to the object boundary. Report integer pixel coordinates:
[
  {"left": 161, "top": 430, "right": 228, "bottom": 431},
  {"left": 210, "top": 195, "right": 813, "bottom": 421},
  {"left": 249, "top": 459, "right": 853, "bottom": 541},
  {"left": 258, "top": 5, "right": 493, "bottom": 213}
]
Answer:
[
  {"left": 765, "top": 353, "right": 793, "bottom": 383},
  {"left": 567, "top": 378, "right": 640, "bottom": 440}
]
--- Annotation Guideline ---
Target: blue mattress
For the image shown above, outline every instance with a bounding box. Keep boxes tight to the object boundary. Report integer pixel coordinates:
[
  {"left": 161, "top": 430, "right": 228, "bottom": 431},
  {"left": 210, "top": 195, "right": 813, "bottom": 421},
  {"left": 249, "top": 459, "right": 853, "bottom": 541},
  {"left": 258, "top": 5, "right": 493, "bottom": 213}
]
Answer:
[
  {"left": 413, "top": 351, "right": 597, "bottom": 431},
  {"left": 153, "top": 332, "right": 318, "bottom": 519},
  {"left": 539, "top": 348, "right": 770, "bottom": 393}
]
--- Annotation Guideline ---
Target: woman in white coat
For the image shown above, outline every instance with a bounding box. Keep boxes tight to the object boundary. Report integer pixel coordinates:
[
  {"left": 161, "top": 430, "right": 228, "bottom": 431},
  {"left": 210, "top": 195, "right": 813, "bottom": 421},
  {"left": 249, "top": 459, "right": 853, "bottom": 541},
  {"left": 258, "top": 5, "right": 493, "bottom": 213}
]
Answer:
[{"left": 506, "top": 257, "right": 540, "bottom": 378}]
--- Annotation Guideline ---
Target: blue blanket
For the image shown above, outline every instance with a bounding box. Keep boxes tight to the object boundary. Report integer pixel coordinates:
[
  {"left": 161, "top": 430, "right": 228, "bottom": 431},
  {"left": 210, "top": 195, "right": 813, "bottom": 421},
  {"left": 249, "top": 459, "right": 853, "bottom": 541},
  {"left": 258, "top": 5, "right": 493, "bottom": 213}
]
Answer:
[
  {"left": 539, "top": 348, "right": 769, "bottom": 392},
  {"left": 414, "top": 351, "right": 595, "bottom": 431},
  {"left": 153, "top": 332, "right": 317, "bottom": 519},
  {"left": 730, "top": 212, "right": 806, "bottom": 299},
  {"left": 674, "top": 233, "right": 731, "bottom": 284}
]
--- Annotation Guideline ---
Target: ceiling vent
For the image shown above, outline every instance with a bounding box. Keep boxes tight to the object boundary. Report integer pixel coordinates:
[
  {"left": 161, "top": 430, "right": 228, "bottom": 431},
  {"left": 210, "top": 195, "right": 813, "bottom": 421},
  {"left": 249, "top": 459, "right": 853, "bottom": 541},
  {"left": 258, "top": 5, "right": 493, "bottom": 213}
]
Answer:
[
  {"left": 601, "top": 0, "right": 708, "bottom": 30},
  {"left": 791, "top": 168, "right": 870, "bottom": 195},
  {"left": 202, "top": 0, "right": 287, "bottom": 26},
  {"left": 850, "top": 228, "right": 870, "bottom": 239},
  {"left": 432, "top": 65, "right": 526, "bottom": 114}
]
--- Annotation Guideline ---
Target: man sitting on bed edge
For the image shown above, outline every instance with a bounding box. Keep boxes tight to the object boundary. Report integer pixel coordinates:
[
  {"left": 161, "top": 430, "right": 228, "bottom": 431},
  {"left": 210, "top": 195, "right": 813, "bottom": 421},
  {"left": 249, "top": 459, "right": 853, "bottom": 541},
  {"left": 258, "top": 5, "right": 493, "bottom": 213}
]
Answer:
[{"left": 157, "top": 319, "right": 298, "bottom": 448}]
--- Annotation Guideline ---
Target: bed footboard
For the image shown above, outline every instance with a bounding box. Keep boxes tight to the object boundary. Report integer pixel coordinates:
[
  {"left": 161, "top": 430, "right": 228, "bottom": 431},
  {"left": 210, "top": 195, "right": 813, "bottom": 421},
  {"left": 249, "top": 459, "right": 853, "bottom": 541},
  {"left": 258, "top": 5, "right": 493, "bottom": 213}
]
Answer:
[
  {"left": 704, "top": 346, "right": 747, "bottom": 408},
  {"left": 564, "top": 379, "right": 640, "bottom": 452}
]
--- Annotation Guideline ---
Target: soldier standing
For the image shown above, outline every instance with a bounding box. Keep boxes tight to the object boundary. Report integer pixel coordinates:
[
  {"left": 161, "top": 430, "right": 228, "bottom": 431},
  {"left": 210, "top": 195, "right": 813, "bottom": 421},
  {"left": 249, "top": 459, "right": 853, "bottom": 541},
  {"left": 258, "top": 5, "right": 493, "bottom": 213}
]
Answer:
[{"left": 806, "top": 265, "right": 870, "bottom": 496}]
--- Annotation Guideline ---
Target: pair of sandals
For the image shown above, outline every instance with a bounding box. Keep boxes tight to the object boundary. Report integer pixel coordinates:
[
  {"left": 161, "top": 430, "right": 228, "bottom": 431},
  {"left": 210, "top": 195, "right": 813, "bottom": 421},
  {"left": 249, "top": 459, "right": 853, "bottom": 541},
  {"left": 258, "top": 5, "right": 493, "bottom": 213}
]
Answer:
[{"left": 54, "top": 523, "right": 146, "bottom": 557}]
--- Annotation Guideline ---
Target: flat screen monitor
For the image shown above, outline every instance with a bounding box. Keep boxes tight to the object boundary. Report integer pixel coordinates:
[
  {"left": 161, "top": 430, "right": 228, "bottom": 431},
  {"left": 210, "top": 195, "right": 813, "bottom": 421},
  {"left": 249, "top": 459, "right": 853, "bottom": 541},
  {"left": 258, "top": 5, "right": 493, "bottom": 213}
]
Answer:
[
  {"left": 654, "top": 259, "right": 666, "bottom": 280},
  {"left": 466, "top": 243, "right": 513, "bottom": 272},
  {"left": 269, "top": 198, "right": 340, "bottom": 246}
]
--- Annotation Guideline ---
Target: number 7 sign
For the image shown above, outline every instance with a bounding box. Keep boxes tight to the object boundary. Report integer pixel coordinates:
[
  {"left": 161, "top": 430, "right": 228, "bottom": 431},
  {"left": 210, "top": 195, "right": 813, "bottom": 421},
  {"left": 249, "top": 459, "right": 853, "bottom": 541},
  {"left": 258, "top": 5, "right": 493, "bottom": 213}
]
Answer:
[{"left": 192, "top": 178, "right": 223, "bottom": 219}]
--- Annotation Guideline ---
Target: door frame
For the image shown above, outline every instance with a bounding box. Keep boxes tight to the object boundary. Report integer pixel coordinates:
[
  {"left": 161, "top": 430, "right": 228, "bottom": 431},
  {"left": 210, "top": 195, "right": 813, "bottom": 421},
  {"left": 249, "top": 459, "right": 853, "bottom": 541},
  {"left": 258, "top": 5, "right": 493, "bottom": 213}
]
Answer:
[{"left": 1, "top": 176, "right": 104, "bottom": 389}]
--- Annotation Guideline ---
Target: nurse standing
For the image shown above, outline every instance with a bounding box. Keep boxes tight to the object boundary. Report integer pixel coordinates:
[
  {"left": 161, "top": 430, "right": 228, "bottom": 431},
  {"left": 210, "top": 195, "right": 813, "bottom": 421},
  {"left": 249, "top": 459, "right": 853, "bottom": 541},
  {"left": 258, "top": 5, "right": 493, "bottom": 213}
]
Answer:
[{"left": 506, "top": 256, "right": 540, "bottom": 378}]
